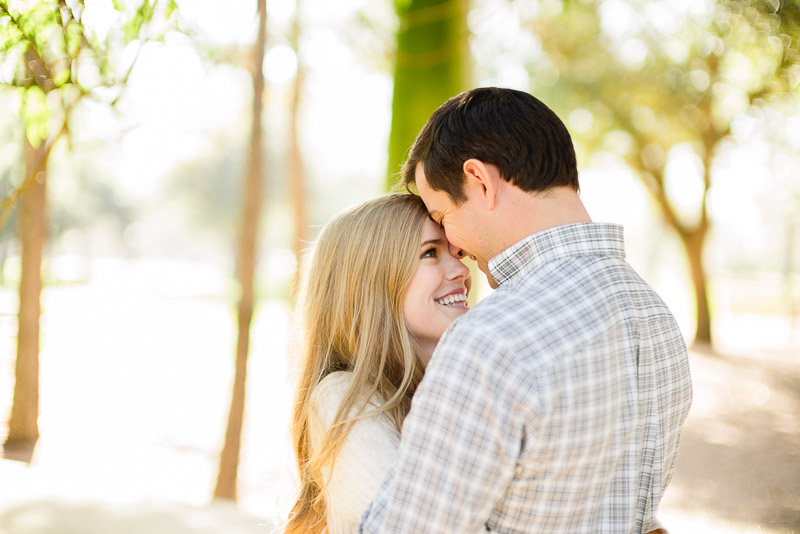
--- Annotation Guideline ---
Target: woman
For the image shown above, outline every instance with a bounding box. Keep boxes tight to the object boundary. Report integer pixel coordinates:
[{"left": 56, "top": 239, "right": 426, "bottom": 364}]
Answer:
[{"left": 286, "top": 193, "right": 471, "bottom": 534}]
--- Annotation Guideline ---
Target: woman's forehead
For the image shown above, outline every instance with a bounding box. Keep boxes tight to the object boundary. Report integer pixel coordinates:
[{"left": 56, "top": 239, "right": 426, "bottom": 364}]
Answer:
[{"left": 419, "top": 218, "right": 446, "bottom": 243}]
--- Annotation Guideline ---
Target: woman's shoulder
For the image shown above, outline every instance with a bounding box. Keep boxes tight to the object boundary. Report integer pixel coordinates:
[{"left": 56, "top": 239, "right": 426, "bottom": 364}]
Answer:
[
  {"left": 309, "top": 371, "right": 356, "bottom": 425},
  {"left": 309, "top": 371, "right": 392, "bottom": 428},
  {"left": 312, "top": 371, "right": 353, "bottom": 402}
]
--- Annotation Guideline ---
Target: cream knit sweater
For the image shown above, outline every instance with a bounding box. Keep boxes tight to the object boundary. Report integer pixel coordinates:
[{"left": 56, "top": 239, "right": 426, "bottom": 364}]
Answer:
[{"left": 308, "top": 371, "right": 400, "bottom": 534}]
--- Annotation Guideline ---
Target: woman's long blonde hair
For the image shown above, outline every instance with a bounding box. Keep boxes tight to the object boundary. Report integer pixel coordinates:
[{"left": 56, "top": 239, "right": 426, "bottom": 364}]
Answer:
[{"left": 285, "top": 193, "right": 429, "bottom": 534}]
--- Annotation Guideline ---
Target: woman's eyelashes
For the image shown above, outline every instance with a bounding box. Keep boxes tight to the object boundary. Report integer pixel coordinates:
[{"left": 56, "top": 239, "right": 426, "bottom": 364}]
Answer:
[{"left": 420, "top": 246, "right": 438, "bottom": 259}]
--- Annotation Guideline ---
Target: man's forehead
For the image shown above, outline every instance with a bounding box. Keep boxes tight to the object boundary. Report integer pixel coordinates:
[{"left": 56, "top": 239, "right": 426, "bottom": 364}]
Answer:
[
  {"left": 414, "top": 164, "right": 437, "bottom": 202},
  {"left": 423, "top": 200, "right": 445, "bottom": 227},
  {"left": 413, "top": 163, "right": 452, "bottom": 223},
  {"left": 418, "top": 190, "right": 442, "bottom": 216}
]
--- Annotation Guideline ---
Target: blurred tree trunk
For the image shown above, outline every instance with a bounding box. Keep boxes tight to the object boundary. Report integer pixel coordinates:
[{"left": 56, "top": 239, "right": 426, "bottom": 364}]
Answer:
[
  {"left": 386, "top": 0, "right": 470, "bottom": 190},
  {"left": 626, "top": 125, "right": 714, "bottom": 346},
  {"left": 5, "top": 139, "right": 46, "bottom": 460},
  {"left": 686, "top": 119, "right": 716, "bottom": 346},
  {"left": 682, "top": 225, "right": 711, "bottom": 344},
  {"left": 4, "top": 124, "right": 47, "bottom": 462},
  {"left": 289, "top": 0, "right": 306, "bottom": 299},
  {"left": 627, "top": 145, "right": 713, "bottom": 346},
  {"left": 214, "top": 0, "right": 267, "bottom": 502}
]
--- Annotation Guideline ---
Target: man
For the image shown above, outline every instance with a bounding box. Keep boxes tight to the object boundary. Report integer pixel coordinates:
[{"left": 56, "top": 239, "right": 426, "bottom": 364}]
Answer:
[{"left": 358, "top": 87, "right": 692, "bottom": 533}]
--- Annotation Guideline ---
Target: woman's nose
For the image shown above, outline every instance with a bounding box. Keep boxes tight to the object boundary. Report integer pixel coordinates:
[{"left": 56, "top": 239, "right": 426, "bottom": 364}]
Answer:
[{"left": 446, "top": 254, "right": 470, "bottom": 281}]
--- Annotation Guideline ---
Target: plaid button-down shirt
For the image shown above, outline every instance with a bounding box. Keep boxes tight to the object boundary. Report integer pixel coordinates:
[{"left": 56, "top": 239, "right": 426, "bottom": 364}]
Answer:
[{"left": 359, "top": 223, "right": 692, "bottom": 533}]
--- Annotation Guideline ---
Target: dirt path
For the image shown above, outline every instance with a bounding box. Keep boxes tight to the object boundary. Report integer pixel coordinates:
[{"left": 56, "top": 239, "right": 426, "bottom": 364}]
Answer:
[{"left": 660, "top": 345, "right": 800, "bottom": 533}]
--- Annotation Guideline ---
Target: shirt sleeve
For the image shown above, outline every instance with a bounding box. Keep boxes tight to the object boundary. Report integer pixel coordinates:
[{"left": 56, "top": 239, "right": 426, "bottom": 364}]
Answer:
[
  {"left": 358, "top": 324, "right": 527, "bottom": 532},
  {"left": 309, "top": 372, "right": 401, "bottom": 534}
]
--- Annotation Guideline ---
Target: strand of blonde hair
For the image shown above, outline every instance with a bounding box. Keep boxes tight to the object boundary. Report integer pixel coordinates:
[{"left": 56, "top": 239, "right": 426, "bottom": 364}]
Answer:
[{"left": 285, "top": 194, "right": 428, "bottom": 534}]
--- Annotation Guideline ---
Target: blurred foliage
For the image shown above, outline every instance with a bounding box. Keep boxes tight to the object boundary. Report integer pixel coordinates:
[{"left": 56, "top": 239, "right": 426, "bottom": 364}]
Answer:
[
  {"left": 523, "top": 0, "right": 800, "bottom": 343},
  {"left": 0, "top": 0, "right": 178, "bottom": 229},
  {"left": 0, "top": 0, "right": 176, "bottom": 142},
  {"left": 528, "top": 0, "right": 799, "bottom": 165}
]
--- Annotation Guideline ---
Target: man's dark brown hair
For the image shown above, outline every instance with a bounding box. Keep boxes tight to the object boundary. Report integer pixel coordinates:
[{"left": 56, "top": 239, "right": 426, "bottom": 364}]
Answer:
[{"left": 401, "top": 87, "right": 579, "bottom": 204}]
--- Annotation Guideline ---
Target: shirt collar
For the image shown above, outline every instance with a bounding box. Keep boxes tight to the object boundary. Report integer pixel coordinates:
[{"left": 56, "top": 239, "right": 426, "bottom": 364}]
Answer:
[{"left": 488, "top": 223, "right": 626, "bottom": 286}]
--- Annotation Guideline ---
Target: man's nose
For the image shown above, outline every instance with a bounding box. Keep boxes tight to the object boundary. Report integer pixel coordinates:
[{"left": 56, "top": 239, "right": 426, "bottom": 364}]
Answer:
[{"left": 449, "top": 243, "right": 466, "bottom": 258}]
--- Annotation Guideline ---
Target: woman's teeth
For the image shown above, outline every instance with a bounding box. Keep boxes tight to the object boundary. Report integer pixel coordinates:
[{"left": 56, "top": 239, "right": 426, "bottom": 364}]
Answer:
[{"left": 435, "top": 293, "right": 467, "bottom": 306}]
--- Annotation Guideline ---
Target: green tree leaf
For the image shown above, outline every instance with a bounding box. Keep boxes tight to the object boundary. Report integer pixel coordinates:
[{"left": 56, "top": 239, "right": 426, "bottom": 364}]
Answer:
[{"left": 22, "top": 85, "right": 48, "bottom": 148}]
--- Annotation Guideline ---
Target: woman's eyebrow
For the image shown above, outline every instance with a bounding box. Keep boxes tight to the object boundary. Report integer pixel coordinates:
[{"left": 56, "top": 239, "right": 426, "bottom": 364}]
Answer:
[{"left": 419, "top": 238, "right": 444, "bottom": 247}]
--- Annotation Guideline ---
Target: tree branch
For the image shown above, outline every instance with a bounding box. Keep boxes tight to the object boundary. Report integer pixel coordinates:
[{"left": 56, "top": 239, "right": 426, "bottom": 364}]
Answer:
[{"left": 0, "top": 3, "right": 56, "bottom": 92}]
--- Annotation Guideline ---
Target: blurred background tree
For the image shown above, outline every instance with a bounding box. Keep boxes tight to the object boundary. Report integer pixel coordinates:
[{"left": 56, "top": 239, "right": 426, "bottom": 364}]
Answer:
[
  {"left": 0, "top": 0, "right": 176, "bottom": 460},
  {"left": 213, "top": 0, "right": 268, "bottom": 503},
  {"left": 288, "top": 0, "right": 307, "bottom": 296},
  {"left": 523, "top": 0, "right": 800, "bottom": 345},
  {"left": 386, "top": 0, "right": 470, "bottom": 188}
]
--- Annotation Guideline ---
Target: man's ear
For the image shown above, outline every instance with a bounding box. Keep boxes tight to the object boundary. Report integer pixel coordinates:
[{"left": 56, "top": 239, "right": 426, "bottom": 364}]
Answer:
[{"left": 463, "top": 159, "right": 500, "bottom": 210}]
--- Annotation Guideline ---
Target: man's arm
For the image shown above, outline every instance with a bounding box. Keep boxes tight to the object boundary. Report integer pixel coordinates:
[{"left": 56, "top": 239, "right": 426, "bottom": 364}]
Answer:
[{"left": 359, "top": 324, "right": 527, "bottom": 532}]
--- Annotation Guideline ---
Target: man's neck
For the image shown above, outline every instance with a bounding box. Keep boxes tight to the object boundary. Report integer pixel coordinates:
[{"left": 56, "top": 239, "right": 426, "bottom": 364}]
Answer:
[{"left": 490, "top": 185, "right": 592, "bottom": 257}]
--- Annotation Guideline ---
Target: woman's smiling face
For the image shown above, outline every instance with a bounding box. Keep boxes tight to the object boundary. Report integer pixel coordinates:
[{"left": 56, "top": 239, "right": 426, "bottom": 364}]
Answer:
[{"left": 403, "top": 218, "right": 471, "bottom": 363}]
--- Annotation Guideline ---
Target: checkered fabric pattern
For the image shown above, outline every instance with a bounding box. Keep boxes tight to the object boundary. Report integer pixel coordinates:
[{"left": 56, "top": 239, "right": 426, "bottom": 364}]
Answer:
[{"left": 359, "top": 223, "right": 692, "bottom": 533}]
